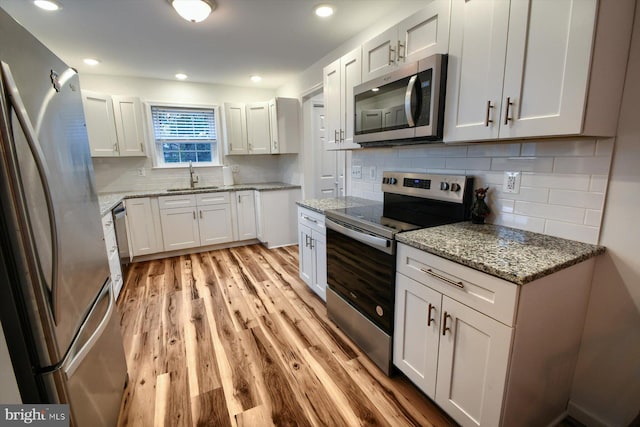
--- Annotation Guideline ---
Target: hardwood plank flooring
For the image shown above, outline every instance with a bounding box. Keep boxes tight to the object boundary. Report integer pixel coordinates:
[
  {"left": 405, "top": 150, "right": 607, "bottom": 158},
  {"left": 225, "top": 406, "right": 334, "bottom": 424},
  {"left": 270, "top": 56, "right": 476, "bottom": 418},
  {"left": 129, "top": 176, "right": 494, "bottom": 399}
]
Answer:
[{"left": 115, "top": 244, "right": 460, "bottom": 426}]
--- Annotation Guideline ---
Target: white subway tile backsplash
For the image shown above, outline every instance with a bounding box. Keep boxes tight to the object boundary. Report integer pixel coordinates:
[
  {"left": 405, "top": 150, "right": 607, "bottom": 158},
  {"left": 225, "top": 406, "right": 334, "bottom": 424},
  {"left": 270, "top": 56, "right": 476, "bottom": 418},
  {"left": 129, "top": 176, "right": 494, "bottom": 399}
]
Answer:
[
  {"left": 491, "top": 157, "right": 554, "bottom": 172},
  {"left": 553, "top": 156, "right": 611, "bottom": 175},
  {"left": 349, "top": 137, "right": 612, "bottom": 244},
  {"left": 584, "top": 209, "right": 603, "bottom": 227},
  {"left": 548, "top": 190, "right": 604, "bottom": 209},
  {"left": 445, "top": 157, "right": 492, "bottom": 170},
  {"left": 520, "top": 173, "right": 590, "bottom": 191},
  {"left": 515, "top": 201, "right": 585, "bottom": 224},
  {"left": 544, "top": 220, "right": 600, "bottom": 244},
  {"left": 467, "top": 143, "right": 521, "bottom": 158},
  {"left": 521, "top": 139, "right": 596, "bottom": 157}
]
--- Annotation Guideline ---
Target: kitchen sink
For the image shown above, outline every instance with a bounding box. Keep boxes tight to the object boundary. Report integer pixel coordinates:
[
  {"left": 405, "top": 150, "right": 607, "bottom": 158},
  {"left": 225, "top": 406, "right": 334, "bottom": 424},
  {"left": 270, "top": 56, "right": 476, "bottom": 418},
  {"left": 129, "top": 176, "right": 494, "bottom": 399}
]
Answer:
[{"left": 166, "top": 186, "right": 219, "bottom": 192}]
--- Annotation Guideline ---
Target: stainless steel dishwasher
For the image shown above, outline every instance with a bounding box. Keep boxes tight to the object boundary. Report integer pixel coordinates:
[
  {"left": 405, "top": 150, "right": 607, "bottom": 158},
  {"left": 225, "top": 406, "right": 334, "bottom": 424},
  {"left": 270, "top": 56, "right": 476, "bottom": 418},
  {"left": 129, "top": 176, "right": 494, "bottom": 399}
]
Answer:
[{"left": 112, "top": 202, "right": 130, "bottom": 278}]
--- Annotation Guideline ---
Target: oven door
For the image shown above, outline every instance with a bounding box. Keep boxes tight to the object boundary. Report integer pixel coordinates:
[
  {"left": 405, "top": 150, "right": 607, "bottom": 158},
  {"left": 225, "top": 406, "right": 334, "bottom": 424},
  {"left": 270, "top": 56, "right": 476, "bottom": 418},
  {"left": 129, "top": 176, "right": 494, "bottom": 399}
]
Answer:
[{"left": 325, "top": 219, "right": 395, "bottom": 334}]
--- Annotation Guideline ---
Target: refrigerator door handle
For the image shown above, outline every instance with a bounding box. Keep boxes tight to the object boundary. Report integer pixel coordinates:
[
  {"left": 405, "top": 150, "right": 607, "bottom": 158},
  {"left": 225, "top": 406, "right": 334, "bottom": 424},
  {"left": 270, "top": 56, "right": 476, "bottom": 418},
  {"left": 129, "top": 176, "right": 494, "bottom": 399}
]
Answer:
[
  {"left": 1, "top": 61, "right": 60, "bottom": 322},
  {"left": 62, "top": 280, "right": 114, "bottom": 378}
]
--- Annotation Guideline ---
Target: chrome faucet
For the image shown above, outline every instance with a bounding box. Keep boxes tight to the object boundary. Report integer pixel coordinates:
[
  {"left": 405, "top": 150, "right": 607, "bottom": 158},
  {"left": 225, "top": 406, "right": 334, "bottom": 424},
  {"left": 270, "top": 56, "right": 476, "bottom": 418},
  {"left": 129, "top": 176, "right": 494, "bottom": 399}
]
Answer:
[{"left": 189, "top": 161, "right": 199, "bottom": 188}]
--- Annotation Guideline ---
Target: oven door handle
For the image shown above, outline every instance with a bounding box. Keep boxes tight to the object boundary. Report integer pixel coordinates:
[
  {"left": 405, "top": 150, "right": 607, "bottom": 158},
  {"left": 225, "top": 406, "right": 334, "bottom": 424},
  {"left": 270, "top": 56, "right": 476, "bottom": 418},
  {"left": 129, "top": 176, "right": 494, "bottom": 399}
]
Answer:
[{"left": 326, "top": 218, "right": 393, "bottom": 254}]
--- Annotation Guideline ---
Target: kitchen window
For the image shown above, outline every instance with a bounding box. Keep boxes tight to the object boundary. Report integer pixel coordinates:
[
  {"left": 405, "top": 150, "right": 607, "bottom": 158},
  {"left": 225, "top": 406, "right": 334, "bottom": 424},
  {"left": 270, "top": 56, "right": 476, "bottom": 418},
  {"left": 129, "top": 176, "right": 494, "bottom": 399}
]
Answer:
[{"left": 150, "top": 104, "right": 221, "bottom": 167}]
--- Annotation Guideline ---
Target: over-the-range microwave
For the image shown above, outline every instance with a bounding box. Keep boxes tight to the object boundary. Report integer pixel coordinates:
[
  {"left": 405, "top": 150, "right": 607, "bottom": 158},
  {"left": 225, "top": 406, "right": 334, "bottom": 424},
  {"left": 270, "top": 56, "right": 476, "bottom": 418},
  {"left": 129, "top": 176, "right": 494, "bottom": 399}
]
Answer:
[{"left": 354, "top": 54, "right": 447, "bottom": 146}]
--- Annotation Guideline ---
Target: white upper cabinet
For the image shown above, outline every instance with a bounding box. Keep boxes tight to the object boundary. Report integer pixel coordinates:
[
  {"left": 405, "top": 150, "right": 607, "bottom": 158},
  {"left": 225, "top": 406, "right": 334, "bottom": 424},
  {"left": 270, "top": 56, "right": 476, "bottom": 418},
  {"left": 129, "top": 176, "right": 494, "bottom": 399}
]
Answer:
[
  {"left": 223, "top": 102, "right": 249, "bottom": 155},
  {"left": 362, "top": 1, "right": 450, "bottom": 82},
  {"left": 245, "top": 102, "right": 271, "bottom": 154},
  {"left": 444, "top": 0, "right": 635, "bottom": 143},
  {"left": 268, "top": 97, "right": 300, "bottom": 154},
  {"left": 82, "top": 91, "right": 146, "bottom": 157},
  {"left": 323, "top": 46, "right": 362, "bottom": 151}
]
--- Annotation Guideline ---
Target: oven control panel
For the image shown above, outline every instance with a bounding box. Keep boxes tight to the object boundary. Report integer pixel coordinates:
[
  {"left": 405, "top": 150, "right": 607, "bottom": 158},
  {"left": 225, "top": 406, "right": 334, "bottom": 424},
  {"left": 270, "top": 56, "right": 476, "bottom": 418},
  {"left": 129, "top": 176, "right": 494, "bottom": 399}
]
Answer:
[{"left": 381, "top": 171, "right": 470, "bottom": 203}]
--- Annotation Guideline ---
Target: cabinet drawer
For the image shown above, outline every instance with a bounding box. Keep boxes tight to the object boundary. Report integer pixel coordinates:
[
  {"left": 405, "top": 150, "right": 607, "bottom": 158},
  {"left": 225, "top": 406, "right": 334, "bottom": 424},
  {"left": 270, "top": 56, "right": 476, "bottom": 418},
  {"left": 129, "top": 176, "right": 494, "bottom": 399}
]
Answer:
[
  {"left": 196, "top": 192, "right": 230, "bottom": 206},
  {"left": 298, "top": 207, "right": 325, "bottom": 234},
  {"left": 158, "top": 194, "right": 196, "bottom": 209},
  {"left": 397, "top": 243, "right": 518, "bottom": 326},
  {"left": 104, "top": 228, "right": 118, "bottom": 259}
]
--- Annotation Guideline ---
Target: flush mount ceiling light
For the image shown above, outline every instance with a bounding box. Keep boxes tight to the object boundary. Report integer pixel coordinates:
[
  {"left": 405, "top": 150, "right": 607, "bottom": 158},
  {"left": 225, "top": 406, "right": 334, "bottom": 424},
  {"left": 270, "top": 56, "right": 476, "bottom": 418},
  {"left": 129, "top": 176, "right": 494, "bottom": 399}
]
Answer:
[
  {"left": 250, "top": 75, "right": 262, "bottom": 83},
  {"left": 314, "top": 4, "right": 334, "bottom": 18},
  {"left": 34, "top": 0, "right": 62, "bottom": 11},
  {"left": 175, "top": 73, "right": 188, "bottom": 80},
  {"left": 83, "top": 58, "right": 100, "bottom": 66},
  {"left": 170, "top": 0, "right": 216, "bottom": 23}
]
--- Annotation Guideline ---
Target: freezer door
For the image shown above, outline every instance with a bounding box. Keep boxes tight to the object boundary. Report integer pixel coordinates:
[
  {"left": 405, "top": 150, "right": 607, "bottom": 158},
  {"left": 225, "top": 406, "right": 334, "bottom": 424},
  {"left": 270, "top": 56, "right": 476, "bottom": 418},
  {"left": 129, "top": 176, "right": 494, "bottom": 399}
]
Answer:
[
  {"left": 61, "top": 279, "right": 127, "bottom": 427},
  {"left": 0, "top": 19, "right": 110, "bottom": 358}
]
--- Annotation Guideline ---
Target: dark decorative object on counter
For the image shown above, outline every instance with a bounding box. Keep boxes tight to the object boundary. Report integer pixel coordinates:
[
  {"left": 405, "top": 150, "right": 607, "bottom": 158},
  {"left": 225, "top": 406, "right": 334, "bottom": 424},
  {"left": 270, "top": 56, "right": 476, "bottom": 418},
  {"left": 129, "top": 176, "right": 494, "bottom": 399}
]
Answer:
[{"left": 470, "top": 187, "right": 491, "bottom": 224}]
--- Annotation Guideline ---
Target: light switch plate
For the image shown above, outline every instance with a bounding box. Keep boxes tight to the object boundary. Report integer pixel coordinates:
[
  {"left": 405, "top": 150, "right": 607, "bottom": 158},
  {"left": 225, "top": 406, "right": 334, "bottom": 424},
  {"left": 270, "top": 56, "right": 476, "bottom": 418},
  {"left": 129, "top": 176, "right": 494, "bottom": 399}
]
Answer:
[
  {"left": 503, "top": 171, "right": 521, "bottom": 194},
  {"left": 352, "top": 165, "right": 362, "bottom": 179},
  {"left": 369, "top": 166, "right": 376, "bottom": 180}
]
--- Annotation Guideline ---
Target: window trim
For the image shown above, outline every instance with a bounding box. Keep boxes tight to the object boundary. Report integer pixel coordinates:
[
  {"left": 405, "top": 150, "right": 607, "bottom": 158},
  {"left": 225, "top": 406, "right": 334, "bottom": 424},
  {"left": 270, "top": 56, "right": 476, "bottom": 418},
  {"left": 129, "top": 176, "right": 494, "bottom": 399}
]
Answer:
[{"left": 144, "top": 101, "right": 223, "bottom": 169}]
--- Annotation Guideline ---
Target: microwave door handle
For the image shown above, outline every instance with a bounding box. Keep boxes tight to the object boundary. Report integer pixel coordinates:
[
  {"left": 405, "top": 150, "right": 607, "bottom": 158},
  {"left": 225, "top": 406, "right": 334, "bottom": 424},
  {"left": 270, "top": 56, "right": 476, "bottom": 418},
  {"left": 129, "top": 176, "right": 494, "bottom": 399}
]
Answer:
[{"left": 404, "top": 75, "right": 417, "bottom": 127}]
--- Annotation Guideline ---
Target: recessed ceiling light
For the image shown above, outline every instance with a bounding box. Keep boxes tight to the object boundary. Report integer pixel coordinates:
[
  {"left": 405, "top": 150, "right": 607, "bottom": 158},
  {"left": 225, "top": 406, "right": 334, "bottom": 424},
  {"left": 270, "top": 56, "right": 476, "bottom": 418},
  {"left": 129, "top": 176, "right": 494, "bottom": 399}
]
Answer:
[
  {"left": 34, "top": 0, "right": 61, "bottom": 11},
  {"left": 170, "top": 0, "right": 215, "bottom": 23},
  {"left": 250, "top": 75, "right": 262, "bottom": 83},
  {"left": 83, "top": 58, "right": 100, "bottom": 66},
  {"left": 315, "top": 4, "right": 334, "bottom": 18},
  {"left": 371, "top": 87, "right": 379, "bottom": 92},
  {"left": 175, "top": 73, "right": 188, "bottom": 80}
]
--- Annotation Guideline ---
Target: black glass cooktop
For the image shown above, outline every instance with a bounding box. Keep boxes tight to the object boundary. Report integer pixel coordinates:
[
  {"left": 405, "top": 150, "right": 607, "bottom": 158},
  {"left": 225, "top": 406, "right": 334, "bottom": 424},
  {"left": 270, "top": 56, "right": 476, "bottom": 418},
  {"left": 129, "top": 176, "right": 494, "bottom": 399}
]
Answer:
[{"left": 325, "top": 203, "right": 423, "bottom": 239}]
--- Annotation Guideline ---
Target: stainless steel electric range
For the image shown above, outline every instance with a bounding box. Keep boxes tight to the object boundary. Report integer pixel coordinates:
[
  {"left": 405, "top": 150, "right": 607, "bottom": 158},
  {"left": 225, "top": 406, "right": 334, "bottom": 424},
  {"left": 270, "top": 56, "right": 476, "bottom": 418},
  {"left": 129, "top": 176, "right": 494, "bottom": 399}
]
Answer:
[{"left": 324, "top": 171, "right": 473, "bottom": 374}]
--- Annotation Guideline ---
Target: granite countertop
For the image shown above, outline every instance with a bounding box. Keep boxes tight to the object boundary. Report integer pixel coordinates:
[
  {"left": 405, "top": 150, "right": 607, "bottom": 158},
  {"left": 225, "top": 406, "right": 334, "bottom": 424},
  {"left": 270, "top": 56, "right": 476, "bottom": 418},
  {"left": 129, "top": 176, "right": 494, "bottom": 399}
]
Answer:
[
  {"left": 397, "top": 222, "right": 605, "bottom": 285},
  {"left": 296, "top": 196, "right": 378, "bottom": 214},
  {"left": 98, "top": 182, "right": 300, "bottom": 216}
]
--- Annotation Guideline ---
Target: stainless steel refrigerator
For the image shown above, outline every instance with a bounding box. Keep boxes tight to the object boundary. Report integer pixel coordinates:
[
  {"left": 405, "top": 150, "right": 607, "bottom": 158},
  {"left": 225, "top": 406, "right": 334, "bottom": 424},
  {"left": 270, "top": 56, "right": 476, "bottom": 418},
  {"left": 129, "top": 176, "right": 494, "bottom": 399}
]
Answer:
[{"left": 0, "top": 8, "right": 127, "bottom": 426}]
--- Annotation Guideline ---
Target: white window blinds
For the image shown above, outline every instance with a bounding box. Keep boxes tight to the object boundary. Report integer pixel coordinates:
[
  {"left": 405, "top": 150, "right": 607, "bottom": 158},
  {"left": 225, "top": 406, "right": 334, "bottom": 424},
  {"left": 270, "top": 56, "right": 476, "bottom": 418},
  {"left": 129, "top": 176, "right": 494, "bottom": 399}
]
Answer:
[{"left": 151, "top": 106, "right": 217, "bottom": 141}]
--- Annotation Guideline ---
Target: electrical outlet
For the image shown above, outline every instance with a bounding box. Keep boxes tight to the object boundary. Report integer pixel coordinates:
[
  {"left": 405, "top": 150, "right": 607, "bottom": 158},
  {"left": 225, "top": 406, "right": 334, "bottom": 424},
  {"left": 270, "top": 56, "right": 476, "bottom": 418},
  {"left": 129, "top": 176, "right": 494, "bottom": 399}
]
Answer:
[
  {"left": 352, "top": 165, "right": 362, "bottom": 179},
  {"left": 369, "top": 166, "right": 377, "bottom": 180},
  {"left": 231, "top": 165, "right": 239, "bottom": 173},
  {"left": 503, "top": 171, "right": 521, "bottom": 194},
  {"left": 137, "top": 168, "right": 146, "bottom": 177}
]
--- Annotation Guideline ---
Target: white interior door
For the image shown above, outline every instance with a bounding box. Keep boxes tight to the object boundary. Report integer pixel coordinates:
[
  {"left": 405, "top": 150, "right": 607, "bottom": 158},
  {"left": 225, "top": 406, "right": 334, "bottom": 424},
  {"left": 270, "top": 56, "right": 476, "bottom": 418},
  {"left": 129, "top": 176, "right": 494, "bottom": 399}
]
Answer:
[{"left": 313, "top": 101, "right": 338, "bottom": 199}]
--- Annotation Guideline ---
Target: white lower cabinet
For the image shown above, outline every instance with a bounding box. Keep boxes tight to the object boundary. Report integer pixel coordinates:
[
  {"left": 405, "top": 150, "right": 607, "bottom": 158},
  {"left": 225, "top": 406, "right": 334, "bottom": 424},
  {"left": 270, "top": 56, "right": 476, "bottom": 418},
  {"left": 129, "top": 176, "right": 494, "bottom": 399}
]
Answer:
[
  {"left": 125, "top": 197, "right": 163, "bottom": 257},
  {"left": 297, "top": 207, "right": 326, "bottom": 301},
  {"left": 254, "top": 188, "right": 301, "bottom": 248},
  {"left": 101, "top": 212, "right": 123, "bottom": 299},
  {"left": 160, "top": 206, "right": 200, "bottom": 251},
  {"left": 233, "top": 191, "right": 257, "bottom": 240},
  {"left": 199, "top": 204, "right": 233, "bottom": 245},
  {"left": 395, "top": 242, "right": 597, "bottom": 427}
]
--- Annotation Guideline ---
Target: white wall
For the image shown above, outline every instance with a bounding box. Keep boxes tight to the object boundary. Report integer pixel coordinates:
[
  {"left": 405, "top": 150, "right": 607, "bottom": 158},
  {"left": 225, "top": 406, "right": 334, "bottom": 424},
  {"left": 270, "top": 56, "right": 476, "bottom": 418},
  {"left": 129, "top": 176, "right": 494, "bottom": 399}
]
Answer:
[
  {"left": 80, "top": 74, "right": 300, "bottom": 192},
  {"left": 568, "top": 4, "right": 640, "bottom": 426},
  {"left": 350, "top": 139, "right": 612, "bottom": 244}
]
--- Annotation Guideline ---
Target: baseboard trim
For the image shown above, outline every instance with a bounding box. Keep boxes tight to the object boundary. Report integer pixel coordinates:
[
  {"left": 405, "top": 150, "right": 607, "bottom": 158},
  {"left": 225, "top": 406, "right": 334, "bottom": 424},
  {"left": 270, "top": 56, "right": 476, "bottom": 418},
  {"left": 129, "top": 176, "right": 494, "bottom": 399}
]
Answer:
[
  {"left": 546, "top": 411, "right": 569, "bottom": 427},
  {"left": 132, "top": 239, "right": 260, "bottom": 262},
  {"left": 567, "top": 401, "right": 611, "bottom": 427}
]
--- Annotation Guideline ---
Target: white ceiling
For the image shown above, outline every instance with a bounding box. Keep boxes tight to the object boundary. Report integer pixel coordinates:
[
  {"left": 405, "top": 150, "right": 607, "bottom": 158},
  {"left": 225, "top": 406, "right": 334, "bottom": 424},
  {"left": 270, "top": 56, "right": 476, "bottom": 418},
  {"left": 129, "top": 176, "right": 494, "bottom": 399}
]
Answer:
[{"left": 0, "top": 0, "right": 426, "bottom": 89}]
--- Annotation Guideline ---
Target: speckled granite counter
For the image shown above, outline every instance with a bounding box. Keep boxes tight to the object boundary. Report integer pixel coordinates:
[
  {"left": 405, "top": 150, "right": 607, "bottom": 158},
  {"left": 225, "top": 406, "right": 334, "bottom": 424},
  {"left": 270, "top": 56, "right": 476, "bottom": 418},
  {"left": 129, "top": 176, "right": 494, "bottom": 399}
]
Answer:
[
  {"left": 296, "top": 196, "right": 378, "bottom": 214},
  {"left": 98, "top": 182, "right": 301, "bottom": 216},
  {"left": 397, "top": 222, "right": 605, "bottom": 285}
]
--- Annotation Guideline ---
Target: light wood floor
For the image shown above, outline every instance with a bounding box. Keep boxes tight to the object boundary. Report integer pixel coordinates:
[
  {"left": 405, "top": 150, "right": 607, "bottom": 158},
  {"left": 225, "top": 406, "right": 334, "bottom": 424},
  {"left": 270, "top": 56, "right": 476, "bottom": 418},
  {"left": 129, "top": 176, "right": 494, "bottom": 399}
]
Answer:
[{"left": 115, "top": 244, "right": 458, "bottom": 427}]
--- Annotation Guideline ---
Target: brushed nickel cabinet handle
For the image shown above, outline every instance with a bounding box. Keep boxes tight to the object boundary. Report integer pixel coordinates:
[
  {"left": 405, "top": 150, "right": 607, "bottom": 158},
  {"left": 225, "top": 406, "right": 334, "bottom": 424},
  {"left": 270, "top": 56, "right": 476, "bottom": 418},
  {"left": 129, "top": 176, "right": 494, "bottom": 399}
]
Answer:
[
  {"left": 334, "top": 129, "right": 339, "bottom": 144},
  {"left": 192, "top": 211, "right": 196, "bottom": 220},
  {"left": 427, "top": 303, "right": 435, "bottom": 327},
  {"left": 199, "top": 210, "right": 203, "bottom": 219},
  {"left": 339, "top": 129, "right": 344, "bottom": 143},
  {"left": 388, "top": 45, "right": 396, "bottom": 65},
  {"left": 420, "top": 268, "right": 464, "bottom": 289},
  {"left": 442, "top": 312, "right": 452, "bottom": 336},
  {"left": 485, "top": 100, "right": 494, "bottom": 127},
  {"left": 397, "top": 40, "right": 405, "bottom": 62},
  {"left": 504, "top": 96, "right": 513, "bottom": 125}
]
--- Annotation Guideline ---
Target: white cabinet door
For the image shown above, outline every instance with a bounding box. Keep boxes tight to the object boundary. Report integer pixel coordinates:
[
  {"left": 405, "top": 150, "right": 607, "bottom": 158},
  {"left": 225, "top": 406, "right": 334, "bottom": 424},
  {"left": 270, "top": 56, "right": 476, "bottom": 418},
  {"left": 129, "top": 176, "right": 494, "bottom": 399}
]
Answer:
[
  {"left": 224, "top": 102, "right": 248, "bottom": 155},
  {"left": 393, "top": 274, "right": 441, "bottom": 399},
  {"left": 82, "top": 91, "right": 118, "bottom": 157},
  {"left": 112, "top": 96, "right": 146, "bottom": 157},
  {"left": 499, "top": 0, "right": 597, "bottom": 139},
  {"left": 435, "top": 296, "right": 513, "bottom": 427},
  {"left": 298, "top": 224, "right": 313, "bottom": 287},
  {"left": 311, "top": 228, "right": 327, "bottom": 301},
  {"left": 362, "top": 26, "right": 398, "bottom": 82},
  {"left": 339, "top": 48, "right": 362, "bottom": 150},
  {"left": 125, "top": 198, "right": 162, "bottom": 256},
  {"left": 443, "top": 0, "right": 510, "bottom": 143},
  {"left": 235, "top": 191, "right": 257, "bottom": 240},
  {"left": 398, "top": 1, "right": 451, "bottom": 64},
  {"left": 268, "top": 99, "right": 279, "bottom": 154},
  {"left": 160, "top": 207, "right": 200, "bottom": 251},
  {"left": 246, "top": 102, "right": 271, "bottom": 154},
  {"left": 323, "top": 57, "right": 341, "bottom": 149},
  {"left": 198, "top": 204, "right": 233, "bottom": 246},
  {"left": 268, "top": 98, "right": 300, "bottom": 154}
]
